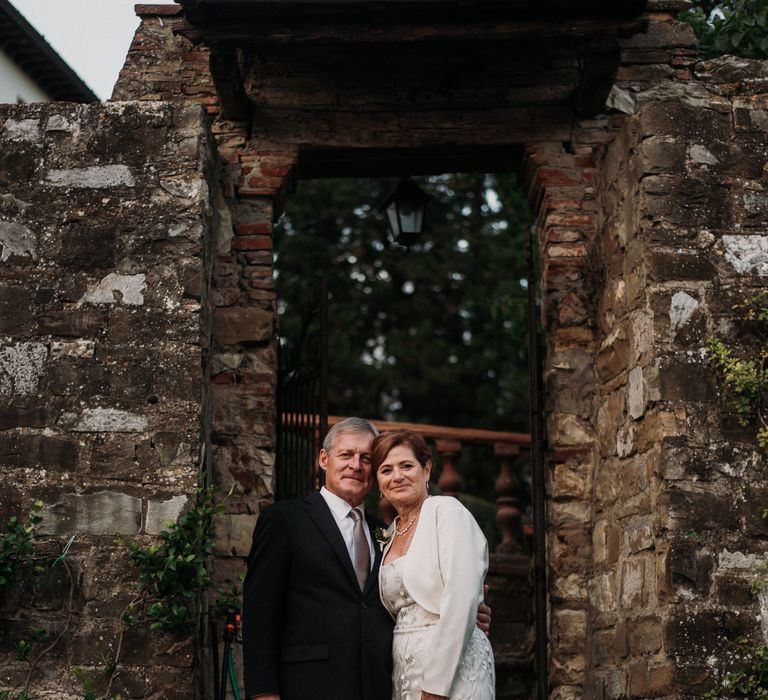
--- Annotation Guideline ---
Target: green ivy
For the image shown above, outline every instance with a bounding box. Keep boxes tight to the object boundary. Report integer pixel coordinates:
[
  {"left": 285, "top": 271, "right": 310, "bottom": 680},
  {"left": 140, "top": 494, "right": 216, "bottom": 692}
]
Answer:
[
  {"left": 706, "top": 636, "right": 768, "bottom": 698},
  {"left": 682, "top": 0, "right": 768, "bottom": 60},
  {"left": 125, "top": 484, "right": 224, "bottom": 633},
  {"left": 0, "top": 501, "right": 44, "bottom": 592},
  {"left": 707, "top": 289, "right": 768, "bottom": 446}
]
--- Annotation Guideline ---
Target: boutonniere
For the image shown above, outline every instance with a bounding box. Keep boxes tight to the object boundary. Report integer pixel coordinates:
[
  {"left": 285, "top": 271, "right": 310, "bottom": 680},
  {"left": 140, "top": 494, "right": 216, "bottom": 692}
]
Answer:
[{"left": 374, "top": 527, "right": 393, "bottom": 551}]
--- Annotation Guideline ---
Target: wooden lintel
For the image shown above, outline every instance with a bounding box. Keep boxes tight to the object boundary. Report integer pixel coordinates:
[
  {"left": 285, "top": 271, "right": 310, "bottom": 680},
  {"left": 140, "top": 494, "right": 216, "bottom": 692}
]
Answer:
[
  {"left": 208, "top": 46, "right": 254, "bottom": 121},
  {"left": 175, "top": 17, "right": 647, "bottom": 46}
]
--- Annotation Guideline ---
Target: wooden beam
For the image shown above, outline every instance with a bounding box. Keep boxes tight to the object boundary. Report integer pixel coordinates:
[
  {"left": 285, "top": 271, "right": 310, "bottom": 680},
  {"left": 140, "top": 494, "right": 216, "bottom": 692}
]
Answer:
[
  {"left": 208, "top": 46, "right": 254, "bottom": 121},
  {"left": 296, "top": 145, "right": 524, "bottom": 179},
  {"left": 176, "top": 17, "right": 647, "bottom": 45},
  {"left": 572, "top": 38, "right": 621, "bottom": 118}
]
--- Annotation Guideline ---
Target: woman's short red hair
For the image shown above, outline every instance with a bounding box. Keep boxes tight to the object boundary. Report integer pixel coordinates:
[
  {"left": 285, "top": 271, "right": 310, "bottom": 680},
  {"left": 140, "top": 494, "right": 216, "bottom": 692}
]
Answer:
[{"left": 370, "top": 429, "right": 432, "bottom": 472}]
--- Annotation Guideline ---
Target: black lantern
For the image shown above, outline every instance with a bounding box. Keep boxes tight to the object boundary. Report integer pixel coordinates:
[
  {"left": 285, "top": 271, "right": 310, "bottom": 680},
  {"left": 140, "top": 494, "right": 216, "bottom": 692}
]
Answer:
[{"left": 380, "top": 177, "right": 433, "bottom": 247}]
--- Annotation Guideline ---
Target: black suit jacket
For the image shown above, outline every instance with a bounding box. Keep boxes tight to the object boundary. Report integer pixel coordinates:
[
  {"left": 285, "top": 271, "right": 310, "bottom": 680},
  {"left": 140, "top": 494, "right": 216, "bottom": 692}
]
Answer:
[{"left": 243, "top": 491, "right": 394, "bottom": 700}]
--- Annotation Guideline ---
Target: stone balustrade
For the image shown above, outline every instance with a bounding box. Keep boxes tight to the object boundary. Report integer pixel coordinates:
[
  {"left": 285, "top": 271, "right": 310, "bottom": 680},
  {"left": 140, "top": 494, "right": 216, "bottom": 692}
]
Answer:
[{"left": 327, "top": 415, "right": 532, "bottom": 553}]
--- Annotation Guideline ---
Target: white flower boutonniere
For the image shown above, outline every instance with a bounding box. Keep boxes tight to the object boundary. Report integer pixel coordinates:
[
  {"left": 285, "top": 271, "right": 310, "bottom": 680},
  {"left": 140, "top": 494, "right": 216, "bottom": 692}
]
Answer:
[{"left": 374, "top": 527, "right": 393, "bottom": 551}]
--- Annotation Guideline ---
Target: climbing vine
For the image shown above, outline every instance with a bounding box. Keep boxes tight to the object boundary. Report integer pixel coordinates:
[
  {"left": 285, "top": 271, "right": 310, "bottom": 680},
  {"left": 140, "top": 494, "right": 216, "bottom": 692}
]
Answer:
[
  {"left": 123, "top": 484, "right": 223, "bottom": 633},
  {"left": 0, "top": 501, "right": 44, "bottom": 592},
  {"left": 707, "top": 288, "right": 768, "bottom": 447},
  {"left": 705, "top": 636, "right": 768, "bottom": 698}
]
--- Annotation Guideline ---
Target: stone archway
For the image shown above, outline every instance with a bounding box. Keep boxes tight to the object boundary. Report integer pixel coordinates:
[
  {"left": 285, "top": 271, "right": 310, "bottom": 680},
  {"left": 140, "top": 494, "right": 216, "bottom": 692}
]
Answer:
[{"left": 109, "top": 3, "right": 768, "bottom": 698}]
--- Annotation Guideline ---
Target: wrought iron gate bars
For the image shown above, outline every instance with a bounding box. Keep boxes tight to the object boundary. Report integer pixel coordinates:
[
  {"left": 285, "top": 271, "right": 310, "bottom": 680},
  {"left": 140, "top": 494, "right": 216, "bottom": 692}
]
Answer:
[
  {"left": 527, "top": 222, "right": 548, "bottom": 700},
  {"left": 275, "top": 281, "right": 328, "bottom": 501}
]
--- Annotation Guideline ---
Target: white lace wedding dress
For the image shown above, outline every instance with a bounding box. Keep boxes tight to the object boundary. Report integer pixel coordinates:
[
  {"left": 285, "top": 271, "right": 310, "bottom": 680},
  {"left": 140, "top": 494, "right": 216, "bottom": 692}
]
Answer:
[{"left": 380, "top": 556, "right": 495, "bottom": 700}]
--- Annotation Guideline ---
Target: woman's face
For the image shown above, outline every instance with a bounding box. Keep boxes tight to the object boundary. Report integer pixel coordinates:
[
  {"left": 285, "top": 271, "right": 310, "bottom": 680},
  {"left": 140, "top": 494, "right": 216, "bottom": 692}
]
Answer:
[{"left": 377, "top": 444, "right": 431, "bottom": 512}]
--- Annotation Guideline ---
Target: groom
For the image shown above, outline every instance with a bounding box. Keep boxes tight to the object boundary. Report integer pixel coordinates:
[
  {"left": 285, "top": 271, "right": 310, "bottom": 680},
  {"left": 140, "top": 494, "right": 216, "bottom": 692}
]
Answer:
[{"left": 242, "top": 417, "right": 392, "bottom": 700}]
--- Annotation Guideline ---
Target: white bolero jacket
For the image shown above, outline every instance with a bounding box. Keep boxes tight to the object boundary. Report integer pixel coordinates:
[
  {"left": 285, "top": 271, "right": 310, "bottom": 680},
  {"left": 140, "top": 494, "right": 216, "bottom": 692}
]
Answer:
[{"left": 379, "top": 495, "right": 489, "bottom": 698}]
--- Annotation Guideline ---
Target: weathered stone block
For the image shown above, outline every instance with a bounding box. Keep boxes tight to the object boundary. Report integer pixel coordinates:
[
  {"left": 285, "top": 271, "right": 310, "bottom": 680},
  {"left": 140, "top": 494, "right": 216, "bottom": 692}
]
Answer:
[
  {"left": 213, "top": 513, "right": 259, "bottom": 556},
  {"left": 0, "top": 405, "right": 48, "bottom": 430},
  {"left": 145, "top": 494, "right": 189, "bottom": 534},
  {"left": 664, "top": 610, "right": 745, "bottom": 655},
  {"left": 0, "top": 433, "right": 77, "bottom": 470},
  {"left": 595, "top": 458, "right": 620, "bottom": 507},
  {"left": 592, "top": 571, "right": 618, "bottom": 613},
  {"left": 628, "top": 615, "right": 662, "bottom": 654},
  {"left": 639, "top": 100, "right": 730, "bottom": 141},
  {"left": 0, "top": 341, "right": 47, "bottom": 396},
  {"left": 665, "top": 488, "right": 738, "bottom": 531},
  {"left": 633, "top": 411, "right": 678, "bottom": 453},
  {"left": 36, "top": 309, "right": 107, "bottom": 337},
  {"left": 620, "top": 454, "right": 649, "bottom": 500},
  {"left": 596, "top": 392, "right": 625, "bottom": 458},
  {"left": 715, "top": 574, "right": 754, "bottom": 606},
  {"left": 620, "top": 557, "right": 645, "bottom": 610},
  {"left": 213, "top": 306, "right": 272, "bottom": 345},
  {"left": 68, "top": 407, "right": 149, "bottom": 433},
  {"left": 597, "top": 325, "right": 629, "bottom": 382},
  {"left": 552, "top": 461, "right": 592, "bottom": 501},
  {"left": 546, "top": 349, "right": 595, "bottom": 417},
  {"left": 646, "top": 249, "right": 715, "bottom": 282},
  {"left": 625, "top": 523, "right": 654, "bottom": 554},
  {"left": 550, "top": 413, "right": 594, "bottom": 447},
  {"left": 553, "top": 609, "right": 587, "bottom": 654},
  {"left": 40, "top": 491, "right": 142, "bottom": 535}
]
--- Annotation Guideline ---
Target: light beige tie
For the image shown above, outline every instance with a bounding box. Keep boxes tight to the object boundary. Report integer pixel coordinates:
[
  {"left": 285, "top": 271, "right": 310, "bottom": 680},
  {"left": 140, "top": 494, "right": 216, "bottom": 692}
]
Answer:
[{"left": 349, "top": 507, "right": 370, "bottom": 590}]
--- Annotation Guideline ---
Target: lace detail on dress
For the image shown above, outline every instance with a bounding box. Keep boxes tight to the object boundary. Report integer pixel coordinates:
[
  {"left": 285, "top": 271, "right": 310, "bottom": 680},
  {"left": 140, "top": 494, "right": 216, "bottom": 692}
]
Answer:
[{"left": 380, "top": 557, "right": 495, "bottom": 700}]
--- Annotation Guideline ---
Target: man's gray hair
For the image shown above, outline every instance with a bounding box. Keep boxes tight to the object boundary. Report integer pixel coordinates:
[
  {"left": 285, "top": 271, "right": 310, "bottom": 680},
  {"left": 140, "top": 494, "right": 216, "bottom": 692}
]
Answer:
[{"left": 322, "top": 417, "right": 380, "bottom": 451}]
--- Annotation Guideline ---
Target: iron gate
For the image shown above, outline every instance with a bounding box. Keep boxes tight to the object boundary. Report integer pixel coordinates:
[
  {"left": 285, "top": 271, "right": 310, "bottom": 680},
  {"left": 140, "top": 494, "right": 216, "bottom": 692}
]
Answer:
[{"left": 275, "top": 282, "right": 328, "bottom": 501}]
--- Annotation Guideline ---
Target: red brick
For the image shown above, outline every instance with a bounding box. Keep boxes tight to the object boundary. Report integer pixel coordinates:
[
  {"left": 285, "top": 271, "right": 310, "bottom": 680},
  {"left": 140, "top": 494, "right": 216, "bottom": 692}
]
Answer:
[
  {"left": 547, "top": 242, "right": 589, "bottom": 258},
  {"left": 235, "top": 223, "right": 272, "bottom": 236},
  {"left": 238, "top": 187, "right": 277, "bottom": 197},
  {"left": 243, "top": 252, "right": 273, "bottom": 265},
  {"left": 245, "top": 175, "right": 284, "bottom": 189},
  {"left": 232, "top": 236, "right": 272, "bottom": 251},
  {"left": 536, "top": 168, "right": 581, "bottom": 187},
  {"left": 239, "top": 151, "right": 297, "bottom": 164},
  {"left": 260, "top": 164, "right": 293, "bottom": 177},
  {"left": 136, "top": 4, "right": 183, "bottom": 16},
  {"left": 212, "top": 372, "right": 236, "bottom": 385}
]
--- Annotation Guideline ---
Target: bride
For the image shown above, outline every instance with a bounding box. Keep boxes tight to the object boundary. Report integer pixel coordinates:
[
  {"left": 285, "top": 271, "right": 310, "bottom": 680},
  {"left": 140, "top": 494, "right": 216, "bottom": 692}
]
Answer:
[{"left": 372, "top": 429, "right": 495, "bottom": 700}]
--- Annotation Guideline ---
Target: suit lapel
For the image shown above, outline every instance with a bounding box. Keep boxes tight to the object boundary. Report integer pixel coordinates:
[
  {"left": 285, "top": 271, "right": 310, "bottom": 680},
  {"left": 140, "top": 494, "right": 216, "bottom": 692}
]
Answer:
[{"left": 304, "top": 491, "right": 361, "bottom": 592}]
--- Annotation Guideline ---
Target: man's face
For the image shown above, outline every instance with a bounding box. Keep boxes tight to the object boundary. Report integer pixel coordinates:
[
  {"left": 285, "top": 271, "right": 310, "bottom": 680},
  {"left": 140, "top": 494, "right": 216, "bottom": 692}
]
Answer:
[{"left": 319, "top": 430, "right": 374, "bottom": 507}]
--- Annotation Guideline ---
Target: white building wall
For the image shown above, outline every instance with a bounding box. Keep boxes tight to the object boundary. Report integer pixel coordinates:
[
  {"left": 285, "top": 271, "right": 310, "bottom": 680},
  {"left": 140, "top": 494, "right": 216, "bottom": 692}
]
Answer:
[{"left": 0, "top": 48, "right": 50, "bottom": 103}]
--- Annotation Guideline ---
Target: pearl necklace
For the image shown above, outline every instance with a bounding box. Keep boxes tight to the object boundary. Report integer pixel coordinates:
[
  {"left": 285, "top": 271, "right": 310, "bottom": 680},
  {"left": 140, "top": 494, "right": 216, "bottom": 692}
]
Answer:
[{"left": 395, "top": 503, "right": 424, "bottom": 537}]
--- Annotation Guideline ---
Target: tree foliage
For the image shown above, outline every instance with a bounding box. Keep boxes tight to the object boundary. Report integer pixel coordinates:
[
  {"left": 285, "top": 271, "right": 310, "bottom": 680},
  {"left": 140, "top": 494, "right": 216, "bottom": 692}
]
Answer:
[
  {"left": 683, "top": 0, "right": 768, "bottom": 59},
  {"left": 274, "top": 173, "right": 532, "bottom": 434}
]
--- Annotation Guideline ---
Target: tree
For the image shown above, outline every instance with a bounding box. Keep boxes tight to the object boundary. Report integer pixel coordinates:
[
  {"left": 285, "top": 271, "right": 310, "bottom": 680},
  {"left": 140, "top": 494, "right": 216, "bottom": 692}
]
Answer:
[
  {"left": 683, "top": 0, "right": 768, "bottom": 59},
  {"left": 274, "top": 173, "right": 534, "bottom": 509}
]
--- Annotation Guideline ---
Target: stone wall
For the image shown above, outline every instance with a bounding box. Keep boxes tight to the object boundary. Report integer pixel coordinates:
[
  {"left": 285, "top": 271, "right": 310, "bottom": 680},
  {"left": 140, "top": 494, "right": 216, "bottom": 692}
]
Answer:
[
  {"left": 532, "top": 20, "right": 768, "bottom": 698},
  {"left": 0, "top": 101, "right": 218, "bottom": 698}
]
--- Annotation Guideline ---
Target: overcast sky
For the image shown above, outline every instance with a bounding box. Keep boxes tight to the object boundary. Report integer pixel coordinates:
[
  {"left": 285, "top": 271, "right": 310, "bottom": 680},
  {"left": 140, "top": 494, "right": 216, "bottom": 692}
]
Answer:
[{"left": 11, "top": 0, "right": 176, "bottom": 100}]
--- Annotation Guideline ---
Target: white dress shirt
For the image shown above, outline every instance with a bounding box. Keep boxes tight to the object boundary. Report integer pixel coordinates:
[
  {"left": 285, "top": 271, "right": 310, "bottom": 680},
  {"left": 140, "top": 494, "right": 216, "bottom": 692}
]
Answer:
[{"left": 320, "top": 486, "right": 375, "bottom": 571}]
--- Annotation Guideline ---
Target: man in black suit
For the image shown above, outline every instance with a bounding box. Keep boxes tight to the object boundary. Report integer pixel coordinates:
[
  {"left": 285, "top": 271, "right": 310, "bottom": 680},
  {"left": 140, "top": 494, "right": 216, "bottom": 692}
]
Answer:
[{"left": 243, "top": 417, "right": 391, "bottom": 700}]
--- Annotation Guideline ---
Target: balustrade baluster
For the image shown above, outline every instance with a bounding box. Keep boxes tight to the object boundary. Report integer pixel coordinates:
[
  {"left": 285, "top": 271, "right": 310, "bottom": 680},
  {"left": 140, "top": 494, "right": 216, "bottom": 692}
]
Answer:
[
  {"left": 435, "top": 439, "right": 464, "bottom": 497},
  {"left": 494, "top": 442, "right": 522, "bottom": 554}
]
